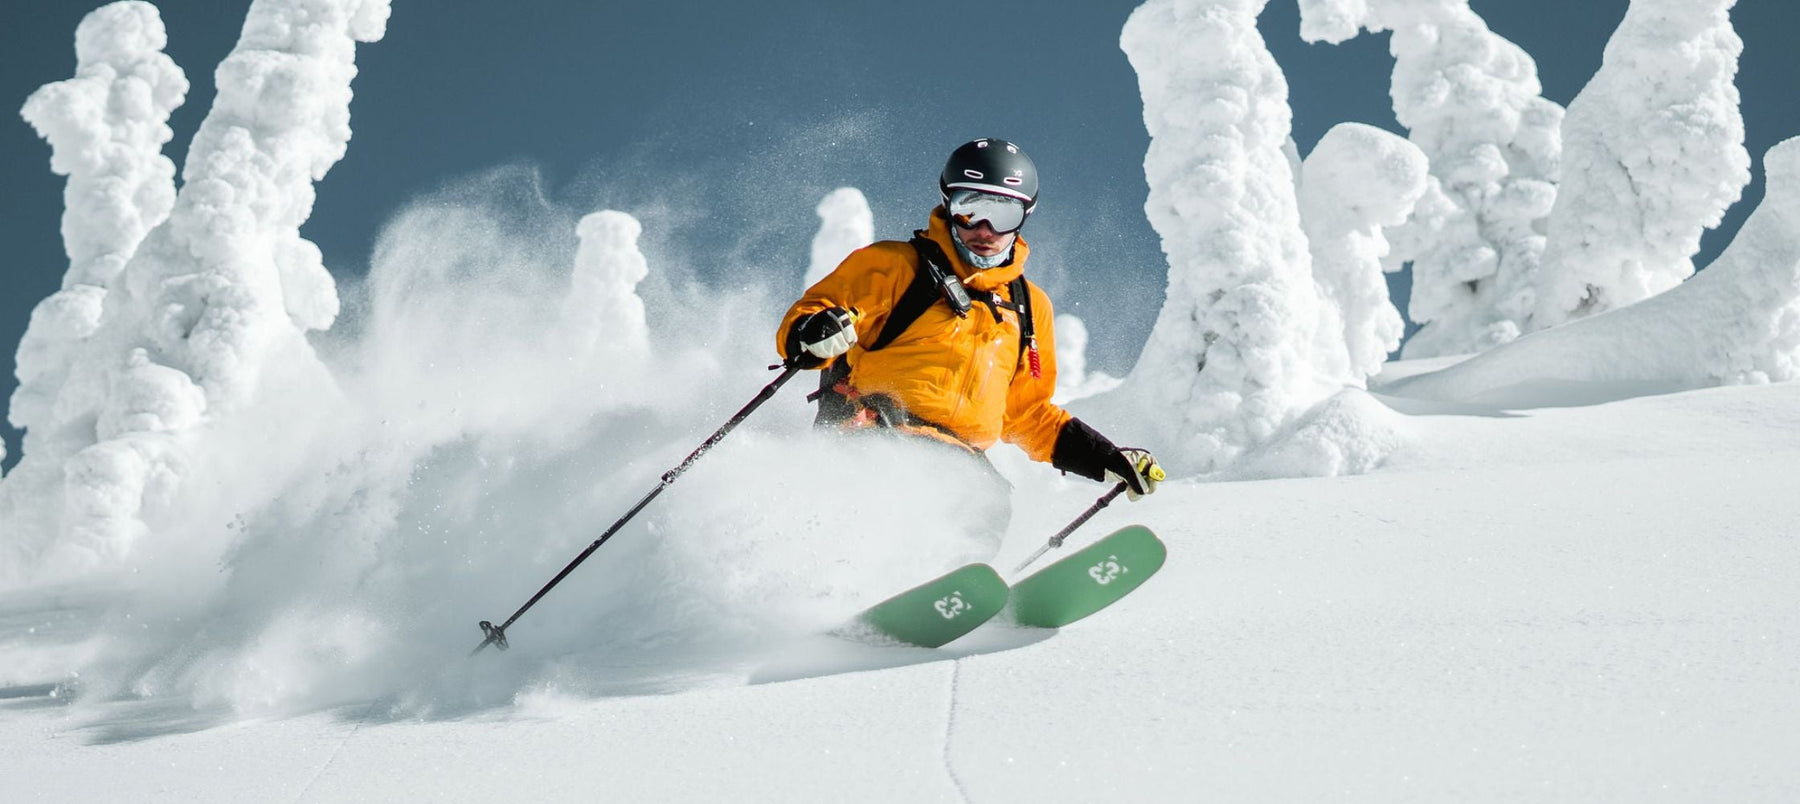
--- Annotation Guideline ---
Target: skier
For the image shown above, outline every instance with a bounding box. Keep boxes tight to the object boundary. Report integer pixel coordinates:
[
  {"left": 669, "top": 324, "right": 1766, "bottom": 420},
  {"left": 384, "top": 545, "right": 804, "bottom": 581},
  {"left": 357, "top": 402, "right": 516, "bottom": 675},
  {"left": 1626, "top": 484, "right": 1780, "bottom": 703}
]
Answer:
[
  {"left": 472, "top": 139, "right": 1165, "bottom": 655},
  {"left": 777, "top": 138, "right": 1162, "bottom": 507}
]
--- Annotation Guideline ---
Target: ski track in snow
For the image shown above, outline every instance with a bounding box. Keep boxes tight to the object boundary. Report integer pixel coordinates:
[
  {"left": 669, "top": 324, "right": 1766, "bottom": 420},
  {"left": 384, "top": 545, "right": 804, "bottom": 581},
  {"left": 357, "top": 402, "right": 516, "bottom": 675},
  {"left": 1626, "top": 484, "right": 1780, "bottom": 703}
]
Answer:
[
  {"left": 292, "top": 699, "right": 379, "bottom": 802},
  {"left": 942, "top": 661, "right": 972, "bottom": 804}
]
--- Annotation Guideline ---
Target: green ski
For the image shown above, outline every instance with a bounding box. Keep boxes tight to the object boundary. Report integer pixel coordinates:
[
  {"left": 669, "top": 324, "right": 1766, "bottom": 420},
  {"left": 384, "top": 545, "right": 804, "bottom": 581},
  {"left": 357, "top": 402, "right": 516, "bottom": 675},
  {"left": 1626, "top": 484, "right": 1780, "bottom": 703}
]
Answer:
[
  {"left": 1007, "top": 525, "right": 1166, "bottom": 628},
  {"left": 841, "top": 563, "right": 1010, "bottom": 648}
]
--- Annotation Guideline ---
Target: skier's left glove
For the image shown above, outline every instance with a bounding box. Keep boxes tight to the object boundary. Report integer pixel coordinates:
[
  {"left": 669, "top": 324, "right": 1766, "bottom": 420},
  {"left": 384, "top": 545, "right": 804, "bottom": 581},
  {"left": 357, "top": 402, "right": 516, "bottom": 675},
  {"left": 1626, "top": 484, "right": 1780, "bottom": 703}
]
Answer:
[
  {"left": 1103, "top": 447, "right": 1164, "bottom": 501},
  {"left": 1050, "top": 418, "right": 1165, "bottom": 501},
  {"left": 786, "top": 306, "right": 859, "bottom": 368}
]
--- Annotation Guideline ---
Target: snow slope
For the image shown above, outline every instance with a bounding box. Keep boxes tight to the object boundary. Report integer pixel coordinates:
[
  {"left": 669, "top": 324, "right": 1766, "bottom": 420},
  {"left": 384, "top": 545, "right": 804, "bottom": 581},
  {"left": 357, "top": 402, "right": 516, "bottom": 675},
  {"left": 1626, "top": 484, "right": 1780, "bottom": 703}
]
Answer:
[
  {"left": 4, "top": 368, "right": 1797, "bottom": 802},
  {"left": 6, "top": 3, "right": 1798, "bottom": 801}
]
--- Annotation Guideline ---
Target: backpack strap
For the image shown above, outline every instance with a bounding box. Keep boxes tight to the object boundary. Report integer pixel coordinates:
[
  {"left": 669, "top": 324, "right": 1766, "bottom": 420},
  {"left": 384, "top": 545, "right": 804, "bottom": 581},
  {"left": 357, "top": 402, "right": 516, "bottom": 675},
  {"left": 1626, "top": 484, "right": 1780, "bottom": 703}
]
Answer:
[
  {"left": 1008, "top": 275, "right": 1041, "bottom": 378},
  {"left": 869, "top": 234, "right": 968, "bottom": 350}
]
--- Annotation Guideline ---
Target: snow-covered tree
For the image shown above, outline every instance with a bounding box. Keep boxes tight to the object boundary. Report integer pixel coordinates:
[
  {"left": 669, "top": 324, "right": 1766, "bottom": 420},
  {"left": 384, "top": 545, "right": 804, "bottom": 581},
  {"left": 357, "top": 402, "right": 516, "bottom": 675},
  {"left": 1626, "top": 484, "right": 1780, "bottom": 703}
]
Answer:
[
  {"left": 1299, "top": 123, "right": 1429, "bottom": 382},
  {"left": 1389, "top": 136, "right": 1800, "bottom": 401},
  {"left": 803, "top": 187, "right": 873, "bottom": 289},
  {"left": 8, "top": 1, "right": 187, "bottom": 472},
  {"left": 1049, "top": 313, "right": 1122, "bottom": 404},
  {"left": 1, "top": 0, "right": 390, "bottom": 578},
  {"left": 1299, "top": 0, "right": 1563, "bottom": 359},
  {"left": 1699, "top": 138, "right": 1800, "bottom": 383},
  {"left": 1099, "top": 0, "right": 1339, "bottom": 474},
  {"left": 568, "top": 210, "right": 651, "bottom": 356},
  {"left": 1532, "top": 0, "right": 1748, "bottom": 329},
  {"left": 1055, "top": 313, "right": 1092, "bottom": 394}
]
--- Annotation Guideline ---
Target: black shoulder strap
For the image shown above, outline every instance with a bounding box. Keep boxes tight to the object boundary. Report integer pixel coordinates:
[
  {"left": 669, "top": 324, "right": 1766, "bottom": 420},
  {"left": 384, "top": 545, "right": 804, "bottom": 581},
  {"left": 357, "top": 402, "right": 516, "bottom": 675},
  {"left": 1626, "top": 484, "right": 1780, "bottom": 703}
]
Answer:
[
  {"left": 1010, "top": 276, "right": 1034, "bottom": 355},
  {"left": 870, "top": 234, "right": 962, "bottom": 351}
]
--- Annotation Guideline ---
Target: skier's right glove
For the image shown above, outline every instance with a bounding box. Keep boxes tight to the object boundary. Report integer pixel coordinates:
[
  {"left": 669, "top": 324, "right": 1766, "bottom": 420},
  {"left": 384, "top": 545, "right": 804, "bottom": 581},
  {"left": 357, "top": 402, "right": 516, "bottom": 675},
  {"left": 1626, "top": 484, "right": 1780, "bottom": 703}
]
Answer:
[{"left": 792, "top": 306, "right": 858, "bottom": 362}]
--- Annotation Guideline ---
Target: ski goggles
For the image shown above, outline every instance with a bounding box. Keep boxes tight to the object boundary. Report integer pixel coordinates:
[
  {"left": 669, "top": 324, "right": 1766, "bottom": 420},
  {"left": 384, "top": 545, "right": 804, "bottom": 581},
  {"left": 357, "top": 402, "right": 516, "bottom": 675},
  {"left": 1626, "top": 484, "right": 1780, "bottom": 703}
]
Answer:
[{"left": 947, "top": 189, "right": 1028, "bottom": 234}]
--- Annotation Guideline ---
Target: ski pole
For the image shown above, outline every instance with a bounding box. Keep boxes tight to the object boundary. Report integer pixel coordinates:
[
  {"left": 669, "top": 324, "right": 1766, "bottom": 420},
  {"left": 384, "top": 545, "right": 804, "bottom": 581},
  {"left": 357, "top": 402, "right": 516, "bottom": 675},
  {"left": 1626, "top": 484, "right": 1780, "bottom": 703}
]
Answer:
[
  {"left": 1013, "top": 483, "right": 1128, "bottom": 573},
  {"left": 1013, "top": 459, "right": 1167, "bottom": 574},
  {"left": 472, "top": 361, "right": 805, "bottom": 656}
]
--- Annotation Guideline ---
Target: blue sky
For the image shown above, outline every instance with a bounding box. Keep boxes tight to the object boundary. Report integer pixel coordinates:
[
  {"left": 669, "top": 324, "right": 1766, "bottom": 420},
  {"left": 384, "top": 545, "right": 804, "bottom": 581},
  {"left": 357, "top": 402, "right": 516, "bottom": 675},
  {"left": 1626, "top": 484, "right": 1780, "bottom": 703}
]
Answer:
[{"left": 3, "top": 0, "right": 1797, "bottom": 470}]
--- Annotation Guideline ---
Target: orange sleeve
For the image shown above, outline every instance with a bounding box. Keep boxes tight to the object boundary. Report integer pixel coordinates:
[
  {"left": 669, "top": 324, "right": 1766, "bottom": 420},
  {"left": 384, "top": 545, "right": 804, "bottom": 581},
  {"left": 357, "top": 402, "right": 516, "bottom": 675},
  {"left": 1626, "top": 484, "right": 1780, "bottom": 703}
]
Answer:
[
  {"left": 1001, "top": 282, "right": 1074, "bottom": 463},
  {"left": 777, "top": 242, "right": 915, "bottom": 365}
]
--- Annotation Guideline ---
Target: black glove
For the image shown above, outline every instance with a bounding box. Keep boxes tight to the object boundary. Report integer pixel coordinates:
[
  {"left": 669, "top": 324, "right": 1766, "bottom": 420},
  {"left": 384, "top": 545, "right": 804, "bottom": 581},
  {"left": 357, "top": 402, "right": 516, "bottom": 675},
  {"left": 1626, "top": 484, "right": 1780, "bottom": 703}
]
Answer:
[
  {"left": 787, "top": 307, "right": 857, "bottom": 367},
  {"left": 1103, "top": 447, "right": 1163, "bottom": 500},
  {"left": 1051, "top": 418, "right": 1163, "bottom": 501}
]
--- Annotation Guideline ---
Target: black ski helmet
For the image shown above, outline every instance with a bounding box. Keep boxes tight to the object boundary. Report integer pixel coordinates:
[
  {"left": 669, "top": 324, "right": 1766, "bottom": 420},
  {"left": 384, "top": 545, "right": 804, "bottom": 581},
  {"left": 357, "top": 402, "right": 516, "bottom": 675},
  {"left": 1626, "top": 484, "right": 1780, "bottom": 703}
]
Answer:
[{"left": 939, "top": 138, "right": 1038, "bottom": 216}]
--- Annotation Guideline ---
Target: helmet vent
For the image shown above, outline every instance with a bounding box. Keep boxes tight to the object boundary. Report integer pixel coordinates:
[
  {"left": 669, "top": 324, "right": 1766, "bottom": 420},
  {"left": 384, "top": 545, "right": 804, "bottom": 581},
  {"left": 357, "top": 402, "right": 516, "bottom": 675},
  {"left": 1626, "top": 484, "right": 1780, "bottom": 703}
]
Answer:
[
  {"left": 1003, "top": 176, "right": 1024, "bottom": 185},
  {"left": 963, "top": 169, "right": 986, "bottom": 179}
]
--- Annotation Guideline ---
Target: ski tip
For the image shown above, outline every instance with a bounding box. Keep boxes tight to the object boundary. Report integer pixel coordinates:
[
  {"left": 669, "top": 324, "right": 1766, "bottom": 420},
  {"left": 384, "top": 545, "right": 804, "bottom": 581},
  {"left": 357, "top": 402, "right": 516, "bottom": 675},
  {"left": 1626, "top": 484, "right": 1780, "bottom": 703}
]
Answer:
[
  {"left": 848, "top": 563, "right": 1011, "bottom": 648},
  {"left": 1007, "top": 524, "right": 1167, "bottom": 629}
]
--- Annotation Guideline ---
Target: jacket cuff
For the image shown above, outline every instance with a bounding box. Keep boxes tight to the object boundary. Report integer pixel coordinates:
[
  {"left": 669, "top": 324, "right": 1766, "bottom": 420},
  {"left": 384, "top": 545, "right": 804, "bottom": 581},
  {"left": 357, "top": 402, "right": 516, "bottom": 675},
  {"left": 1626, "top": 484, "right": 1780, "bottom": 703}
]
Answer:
[{"left": 1050, "top": 417, "right": 1117, "bottom": 482}]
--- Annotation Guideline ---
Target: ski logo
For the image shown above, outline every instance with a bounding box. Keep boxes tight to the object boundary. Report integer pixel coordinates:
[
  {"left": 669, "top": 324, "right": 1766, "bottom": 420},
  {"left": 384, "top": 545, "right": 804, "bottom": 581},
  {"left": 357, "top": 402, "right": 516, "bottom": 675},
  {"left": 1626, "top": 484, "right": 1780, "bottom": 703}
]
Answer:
[
  {"left": 1088, "top": 555, "right": 1128, "bottom": 586},
  {"left": 935, "top": 591, "right": 969, "bottom": 619}
]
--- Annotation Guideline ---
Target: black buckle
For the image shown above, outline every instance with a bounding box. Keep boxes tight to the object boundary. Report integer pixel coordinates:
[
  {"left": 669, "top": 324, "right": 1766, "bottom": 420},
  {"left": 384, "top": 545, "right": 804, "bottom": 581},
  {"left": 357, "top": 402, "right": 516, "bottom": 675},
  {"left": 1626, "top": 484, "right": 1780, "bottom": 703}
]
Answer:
[{"left": 922, "top": 257, "right": 971, "bottom": 318}]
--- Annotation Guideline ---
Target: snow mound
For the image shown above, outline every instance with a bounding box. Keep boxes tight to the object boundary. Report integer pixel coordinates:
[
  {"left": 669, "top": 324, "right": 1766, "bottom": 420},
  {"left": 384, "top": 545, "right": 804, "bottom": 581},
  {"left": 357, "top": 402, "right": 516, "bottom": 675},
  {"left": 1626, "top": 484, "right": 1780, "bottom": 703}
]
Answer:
[{"left": 1226, "top": 388, "right": 1411, "bottom": 479}]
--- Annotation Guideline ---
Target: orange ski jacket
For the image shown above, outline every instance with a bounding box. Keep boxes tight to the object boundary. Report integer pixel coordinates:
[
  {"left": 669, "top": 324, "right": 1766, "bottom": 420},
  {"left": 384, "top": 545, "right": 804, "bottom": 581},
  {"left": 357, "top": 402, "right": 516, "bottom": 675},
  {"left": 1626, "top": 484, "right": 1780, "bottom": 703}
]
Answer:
[{"left": 778, "top": 209, "right": 1072, "bottom": 462}]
